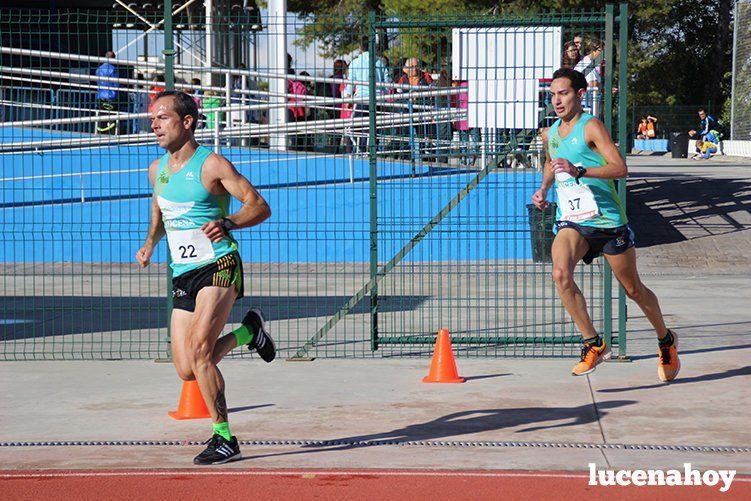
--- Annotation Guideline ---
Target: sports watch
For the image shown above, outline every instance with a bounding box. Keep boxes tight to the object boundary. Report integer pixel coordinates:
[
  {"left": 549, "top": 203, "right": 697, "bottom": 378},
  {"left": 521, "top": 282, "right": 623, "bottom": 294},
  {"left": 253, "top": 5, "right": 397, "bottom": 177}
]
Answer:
[
  {"left": 220, "top": 217, "right": 236, "bottom": 234},
  {"left": 575, "top": 166, "right": 587, "bottom": 182}
]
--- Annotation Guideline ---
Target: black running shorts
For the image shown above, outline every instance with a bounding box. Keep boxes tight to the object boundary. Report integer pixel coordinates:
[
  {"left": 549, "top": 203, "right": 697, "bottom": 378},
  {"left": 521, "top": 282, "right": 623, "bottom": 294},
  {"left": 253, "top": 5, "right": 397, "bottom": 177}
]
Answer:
[
  {"left": 554, "top": 221, "right": 635, "bottom": 265},
  {"left": 171, "top": 252, "right": 244, "bottom": 312}
]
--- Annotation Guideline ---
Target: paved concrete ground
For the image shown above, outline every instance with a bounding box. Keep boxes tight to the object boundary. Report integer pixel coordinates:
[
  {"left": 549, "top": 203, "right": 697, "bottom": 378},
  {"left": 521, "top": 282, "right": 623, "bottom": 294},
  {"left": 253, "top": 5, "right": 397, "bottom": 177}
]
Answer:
[{"left": 0, "top": 154, "right": 749, "bottom": 474}]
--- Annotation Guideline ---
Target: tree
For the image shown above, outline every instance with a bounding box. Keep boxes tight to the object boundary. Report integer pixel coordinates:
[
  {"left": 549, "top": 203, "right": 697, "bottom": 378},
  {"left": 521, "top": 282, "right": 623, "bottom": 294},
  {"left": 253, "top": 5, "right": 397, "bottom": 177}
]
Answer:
[{"left": 283, "top": 0, "right": 734, "bottom": 113}]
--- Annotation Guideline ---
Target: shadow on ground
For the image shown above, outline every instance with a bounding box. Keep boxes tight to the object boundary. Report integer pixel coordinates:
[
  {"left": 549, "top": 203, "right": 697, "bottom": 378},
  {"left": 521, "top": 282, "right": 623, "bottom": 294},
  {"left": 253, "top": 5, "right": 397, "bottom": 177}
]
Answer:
[
  {"left": 239, "top": 400, "right": 637, "bottom": 462},
  {"left": 627, "top": 175, "right": 751, "bottom": 247},
  {"left": 0, "top": 295, "right": 428, "bottom": 340}
]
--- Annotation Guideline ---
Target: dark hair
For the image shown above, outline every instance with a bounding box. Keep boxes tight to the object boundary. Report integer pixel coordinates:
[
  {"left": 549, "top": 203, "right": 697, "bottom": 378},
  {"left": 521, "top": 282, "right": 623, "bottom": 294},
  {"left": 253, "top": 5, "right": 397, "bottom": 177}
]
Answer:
[
  {"left": 360, "top": 35, "right": 369, "bottom": 51},
  {"left": 698, "top": 107, "right": 707, "bottom": 114},
  {"left": 552, "top": 67, "right": 588, "bottom": 93},
  {"left": 154, "top": 90, "right": 199, "bottom": 132}
]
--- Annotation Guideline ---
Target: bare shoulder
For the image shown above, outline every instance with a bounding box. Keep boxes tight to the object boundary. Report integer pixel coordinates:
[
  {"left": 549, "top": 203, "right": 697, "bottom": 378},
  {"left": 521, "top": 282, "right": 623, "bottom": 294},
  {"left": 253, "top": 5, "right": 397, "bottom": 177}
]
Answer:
[
  {"left": 147, "top": 158, "right": 161, "bottom": 185},
  {"left": 584, "top": 116, "right": 608, "bottom": 134},
  {"left": 540, "top": 127, "right": 550, "bottom": 142},
  {"left": 203, "top": 152, "right": 239, "bottom": 179}
]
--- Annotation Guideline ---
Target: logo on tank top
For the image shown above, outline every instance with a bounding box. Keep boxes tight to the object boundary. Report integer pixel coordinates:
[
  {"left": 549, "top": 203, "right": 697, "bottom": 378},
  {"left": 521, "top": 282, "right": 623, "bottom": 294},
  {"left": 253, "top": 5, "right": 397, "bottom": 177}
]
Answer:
[
  {"left": 185, "top": 171, "right": 195, "bottom": 181},
  {"left": 571, "top": 137, "right": 579, "bottom": 145},
  {"left": 158, "top": 196, "right": 196, "bottom": 229}
]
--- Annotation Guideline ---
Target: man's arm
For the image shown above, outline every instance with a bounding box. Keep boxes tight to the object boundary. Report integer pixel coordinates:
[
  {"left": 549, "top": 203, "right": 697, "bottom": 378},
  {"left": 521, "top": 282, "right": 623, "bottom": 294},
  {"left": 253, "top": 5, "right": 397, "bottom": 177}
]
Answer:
[
  {"left": 135, "top": 159, "right": 166, "bottom": 267},
  {"left": 531, "top": 128, "right": 555, "bottom": 209},
  {"left": 201, "top": 155, "right": 271, "bottom": 243},
  {"left": 550, "top": 118, "right": 627, "bottom": 181}
]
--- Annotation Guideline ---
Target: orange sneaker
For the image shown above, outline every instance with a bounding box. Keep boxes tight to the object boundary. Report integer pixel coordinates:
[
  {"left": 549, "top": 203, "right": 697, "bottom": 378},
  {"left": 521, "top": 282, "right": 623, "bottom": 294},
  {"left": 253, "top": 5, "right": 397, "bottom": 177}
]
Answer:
[
  {"left": 658, "top": 330, "right": 680, "bottom": 382},
  {"left": 572, "top": 338, "right": 611, "bottom": 376}
]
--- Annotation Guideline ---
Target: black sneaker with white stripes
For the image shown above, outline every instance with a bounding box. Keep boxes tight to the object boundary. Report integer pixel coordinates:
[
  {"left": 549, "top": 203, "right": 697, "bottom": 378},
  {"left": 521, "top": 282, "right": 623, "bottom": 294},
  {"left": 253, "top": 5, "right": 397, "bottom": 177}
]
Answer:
[
  {"left": 193, "top": 434, "right": 242, "bottom": 465},
  {"left": 242, "top": 308, "right": 276, "bottom": 362}
]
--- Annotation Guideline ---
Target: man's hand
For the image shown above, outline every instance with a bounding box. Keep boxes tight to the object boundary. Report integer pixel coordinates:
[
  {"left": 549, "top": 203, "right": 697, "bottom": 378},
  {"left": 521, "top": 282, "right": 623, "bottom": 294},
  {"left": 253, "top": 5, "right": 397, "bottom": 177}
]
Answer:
[
  {"left": 531, "top": 188, "right": 549, "bottom": 210},
  {"left": 551, "top": 158, "right": 577, "bottom": 177},
  {"left": 135, "top": 245, "right": 153, "bottom": 268},
  {"left": 201, "top": 220, "right": 226, "bottom": 243},
  {"left": 688, "top": 130, "right": 696, "bottom": 138}
]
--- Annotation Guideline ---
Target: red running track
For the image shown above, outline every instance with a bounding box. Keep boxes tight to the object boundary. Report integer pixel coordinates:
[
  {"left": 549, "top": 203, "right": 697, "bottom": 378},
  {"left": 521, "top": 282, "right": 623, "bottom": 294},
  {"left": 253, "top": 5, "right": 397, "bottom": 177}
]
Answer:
[{"left": 2, "top": 469, "right": 749, "bottom": 500}]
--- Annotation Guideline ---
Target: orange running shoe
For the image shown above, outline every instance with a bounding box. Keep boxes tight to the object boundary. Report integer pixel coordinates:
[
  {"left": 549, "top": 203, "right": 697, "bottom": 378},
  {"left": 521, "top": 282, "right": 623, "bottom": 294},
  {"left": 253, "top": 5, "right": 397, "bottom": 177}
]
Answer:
[
  {"left": 572, "top": 338, "right": 611, "bottom": 376},
  {"left": 658, "top": 330, "right": 680, "bottom": 382}
]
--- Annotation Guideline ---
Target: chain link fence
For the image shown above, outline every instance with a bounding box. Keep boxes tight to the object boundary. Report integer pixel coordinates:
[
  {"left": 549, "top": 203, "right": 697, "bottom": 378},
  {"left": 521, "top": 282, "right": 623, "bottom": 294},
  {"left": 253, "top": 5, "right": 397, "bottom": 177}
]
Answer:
[{"left": 1, "top": 4, "right": 628, "bottom": 360}]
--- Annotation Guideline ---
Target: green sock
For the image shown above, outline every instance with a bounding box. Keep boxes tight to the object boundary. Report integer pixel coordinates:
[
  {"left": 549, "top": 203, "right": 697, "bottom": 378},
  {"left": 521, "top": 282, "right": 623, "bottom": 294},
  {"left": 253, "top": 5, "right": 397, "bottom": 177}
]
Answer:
[
  {"left": 213, "top": 421, "right": 232, "bottom": 441},
  {"left": 232, "top": 324, "right": 256, "bottom": 346}
]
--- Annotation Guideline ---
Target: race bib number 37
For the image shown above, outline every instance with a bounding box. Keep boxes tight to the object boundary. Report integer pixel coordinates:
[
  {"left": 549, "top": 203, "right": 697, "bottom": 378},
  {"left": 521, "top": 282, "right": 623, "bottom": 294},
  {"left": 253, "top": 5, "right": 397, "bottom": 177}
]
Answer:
[
  {"left": 167, "top": 229, "right": 216, "bottom": 264},
  {"left": 555, "top": 172, "right": 600, "bottom": 222}
]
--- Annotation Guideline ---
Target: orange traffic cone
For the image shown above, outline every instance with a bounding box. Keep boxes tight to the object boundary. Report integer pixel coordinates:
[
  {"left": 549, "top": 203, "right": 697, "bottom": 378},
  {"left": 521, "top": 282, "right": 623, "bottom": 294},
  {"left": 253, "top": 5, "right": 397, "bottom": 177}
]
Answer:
[
  {"left": 423, "top": 328, "right": 465, "bottom": 383},
  {"left": 168, "top": 380, "right": 211, "bottom": 420}
]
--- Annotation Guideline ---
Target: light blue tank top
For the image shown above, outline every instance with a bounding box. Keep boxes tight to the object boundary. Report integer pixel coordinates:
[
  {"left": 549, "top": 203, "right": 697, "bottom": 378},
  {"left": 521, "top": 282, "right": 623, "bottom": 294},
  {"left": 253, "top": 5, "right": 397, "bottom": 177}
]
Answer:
[
  {"left": 548, "top": 113, "right": 627, "bottom": 228},
  {"left": 154, "top": 146, "right": 237, "bottom": 277}
]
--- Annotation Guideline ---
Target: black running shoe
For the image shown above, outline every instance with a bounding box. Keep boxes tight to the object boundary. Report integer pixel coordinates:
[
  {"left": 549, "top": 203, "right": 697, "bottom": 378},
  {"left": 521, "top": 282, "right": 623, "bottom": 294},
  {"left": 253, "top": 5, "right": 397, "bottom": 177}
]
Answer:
[
  {"left": 193, "top": 434, "right": 241, "bottom": 465},
  {"left": 242, "top": 308, "right": 276, "bottom": 362}
]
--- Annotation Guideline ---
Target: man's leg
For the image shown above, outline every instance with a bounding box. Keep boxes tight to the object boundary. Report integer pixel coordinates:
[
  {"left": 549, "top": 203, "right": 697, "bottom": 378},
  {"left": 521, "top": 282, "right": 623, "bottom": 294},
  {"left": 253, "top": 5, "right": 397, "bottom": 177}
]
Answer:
[
  {"left": 604, "top": 248, "right": 667, "bottom": 336},
  {"left": 551, "top": 229, "right": 598, "bottom": 340},
  {"left": 552, "top": 228, "right": 611, "bottom": 375},
  {"left": 187, "top": 286, "right": 244, "bottom": 464},
  {"left": 604, "top": 248, "right": 680, "bottom": 381},
  {"left": 189, "top": 286, "right": 237, "bottom": 423}
]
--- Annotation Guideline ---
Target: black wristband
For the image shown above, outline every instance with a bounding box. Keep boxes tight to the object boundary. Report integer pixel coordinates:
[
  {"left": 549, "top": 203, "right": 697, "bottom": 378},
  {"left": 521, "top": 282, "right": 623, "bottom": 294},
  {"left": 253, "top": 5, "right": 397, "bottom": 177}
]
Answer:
[
  {"left": 220, "top": 217, "right": 236, "bottom": 234},
  {"left": 575, "top": 166, "right": 587, "bottom": 181}
]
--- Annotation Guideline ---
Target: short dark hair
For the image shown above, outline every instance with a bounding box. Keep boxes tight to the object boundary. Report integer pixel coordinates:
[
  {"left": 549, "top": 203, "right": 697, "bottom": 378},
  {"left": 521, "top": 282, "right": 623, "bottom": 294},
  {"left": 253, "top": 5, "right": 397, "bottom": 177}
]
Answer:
[
  {"left": 154, "top": 90, "right": 199, "bottom": 132},
  {"left": 552, "top": 67, "right": 588, "bottom": 93},
  {"left": 360, "top": 35, "right": 369, "bottom": 51},
  {"left": 698, "top": 107, "right": 707, "bottom": 114}
]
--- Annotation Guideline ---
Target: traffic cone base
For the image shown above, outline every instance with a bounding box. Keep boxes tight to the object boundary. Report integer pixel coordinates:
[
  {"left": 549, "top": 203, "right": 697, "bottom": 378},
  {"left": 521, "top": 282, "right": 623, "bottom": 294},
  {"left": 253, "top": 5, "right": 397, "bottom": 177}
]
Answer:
[
  {"left": 168, "top": 380, "right": 211, "bottom": 420},
  {"left": 423, "top": 328, "right": 465, "bottom": 383}
]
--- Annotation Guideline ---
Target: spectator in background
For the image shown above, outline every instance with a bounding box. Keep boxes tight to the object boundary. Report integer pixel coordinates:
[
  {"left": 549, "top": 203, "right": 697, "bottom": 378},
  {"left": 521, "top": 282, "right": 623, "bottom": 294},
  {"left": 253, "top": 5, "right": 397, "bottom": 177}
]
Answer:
[
  {"left": 635, "top": 114, "right": 658, "bottom": 139},
  {"left": 451, "top": 78, "right": 479, "bottom": 167},
  {"left": 329, "top": 59, "right": 347, "bottom": 99},
  {"left": 573, "top": 34, "right": 587, "bottom": 58},
  {"left": 342, "top": 36, "right": 389, "bottom": 152},
  {"left": 287, "top": 55, "right": 309, "bottom": 150},
  {"left": 95, "top": 50, "right": 123, "bottom": 134},
  {"left": 692, "top": 138, "right": 719, "bottom": 160},
  {"left": 339, "top": 65, "right": 355, "bottom": 154},
  {"left": 148, "top": 74, "right": 166, "bottom": 114},
  {"left": 397, "top": 57, "right": 433, "bottom": 162},
  {"left": 574, "top": 39, "right": 604, "bottom": 89},
  {"left": 190, "top": 78, "right": 203, "bottom": 108},
  {"left": 190, "top": 78, "right": 206, "bottom": 129},
  {"left": 689, "top": 108, "right": 718, "bottom": 140},
  {"left": 135, "top": 73, "right": 152, "bottom": 133},
  {"left": 562, "top": 41, "right": 581, "bottom": 69},
  {"left": 396, "top": 57, "right": 433, "bottom": 88}
]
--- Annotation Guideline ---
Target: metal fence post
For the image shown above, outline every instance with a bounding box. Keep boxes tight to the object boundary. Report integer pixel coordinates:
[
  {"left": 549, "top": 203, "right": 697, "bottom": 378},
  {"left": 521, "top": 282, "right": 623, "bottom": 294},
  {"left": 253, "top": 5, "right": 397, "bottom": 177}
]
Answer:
[
  {"left": 369, "top": 10, "right": 379, "bottom": 351},
  {"left": 617, "top": 2, "right": 629, "bottom": 357},
  {"left": 163, "top": 0, "right": 174, "bottom": 349}
]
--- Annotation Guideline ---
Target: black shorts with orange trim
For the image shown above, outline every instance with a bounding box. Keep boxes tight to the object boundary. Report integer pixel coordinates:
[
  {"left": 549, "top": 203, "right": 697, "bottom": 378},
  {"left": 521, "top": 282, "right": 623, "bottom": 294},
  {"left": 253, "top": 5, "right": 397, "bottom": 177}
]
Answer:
[{"left": 171, "top": 251, "right": 244, "bottom": 312}]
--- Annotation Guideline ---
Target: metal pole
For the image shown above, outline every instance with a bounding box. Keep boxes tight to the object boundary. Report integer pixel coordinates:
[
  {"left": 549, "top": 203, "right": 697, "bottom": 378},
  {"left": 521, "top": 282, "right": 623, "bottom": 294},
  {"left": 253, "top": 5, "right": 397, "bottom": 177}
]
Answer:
[
  {"left": 269, "top": 0, "right": 288, "bottom": 151},
  {"left": 163, "top": 0, "right": 174, "bottom": 350},
  {"left": 368, "top": 10, "right": 379, "bottom": 351},
  {"left": 617, "top": 2, "right": 629, "bottom": 357},
  {"left": 205, "top": 0, "right": 213, "bottom": 85},
  {"left": 602, "top": 4, "right": 614, "bottom": 348},
  {"left": 730, "top": 0, "right": 739, "bottom": 140}
]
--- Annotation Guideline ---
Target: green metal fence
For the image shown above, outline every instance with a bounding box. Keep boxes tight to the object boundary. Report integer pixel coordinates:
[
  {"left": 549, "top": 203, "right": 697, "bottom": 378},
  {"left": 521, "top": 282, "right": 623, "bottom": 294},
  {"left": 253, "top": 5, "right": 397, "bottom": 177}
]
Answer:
[{"left": 0, "top": 4, "right": 628, "bottom": 360}]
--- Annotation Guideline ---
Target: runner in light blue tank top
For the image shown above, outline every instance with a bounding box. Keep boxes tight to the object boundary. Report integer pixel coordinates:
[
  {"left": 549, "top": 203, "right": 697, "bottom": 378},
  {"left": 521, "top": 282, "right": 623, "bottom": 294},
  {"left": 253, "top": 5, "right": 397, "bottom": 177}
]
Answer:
[
  {"left": 135, "top": 90, "right": 275, "bottom": 465},
  {"left": 154, "top": 144, "right": 237, "bottom": 277},
  {"left": 548, "top": 113, "right": 627, "bottom": 229},
  {"left": 530, "top": 68, "right": 680, "bottom": 384}
]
